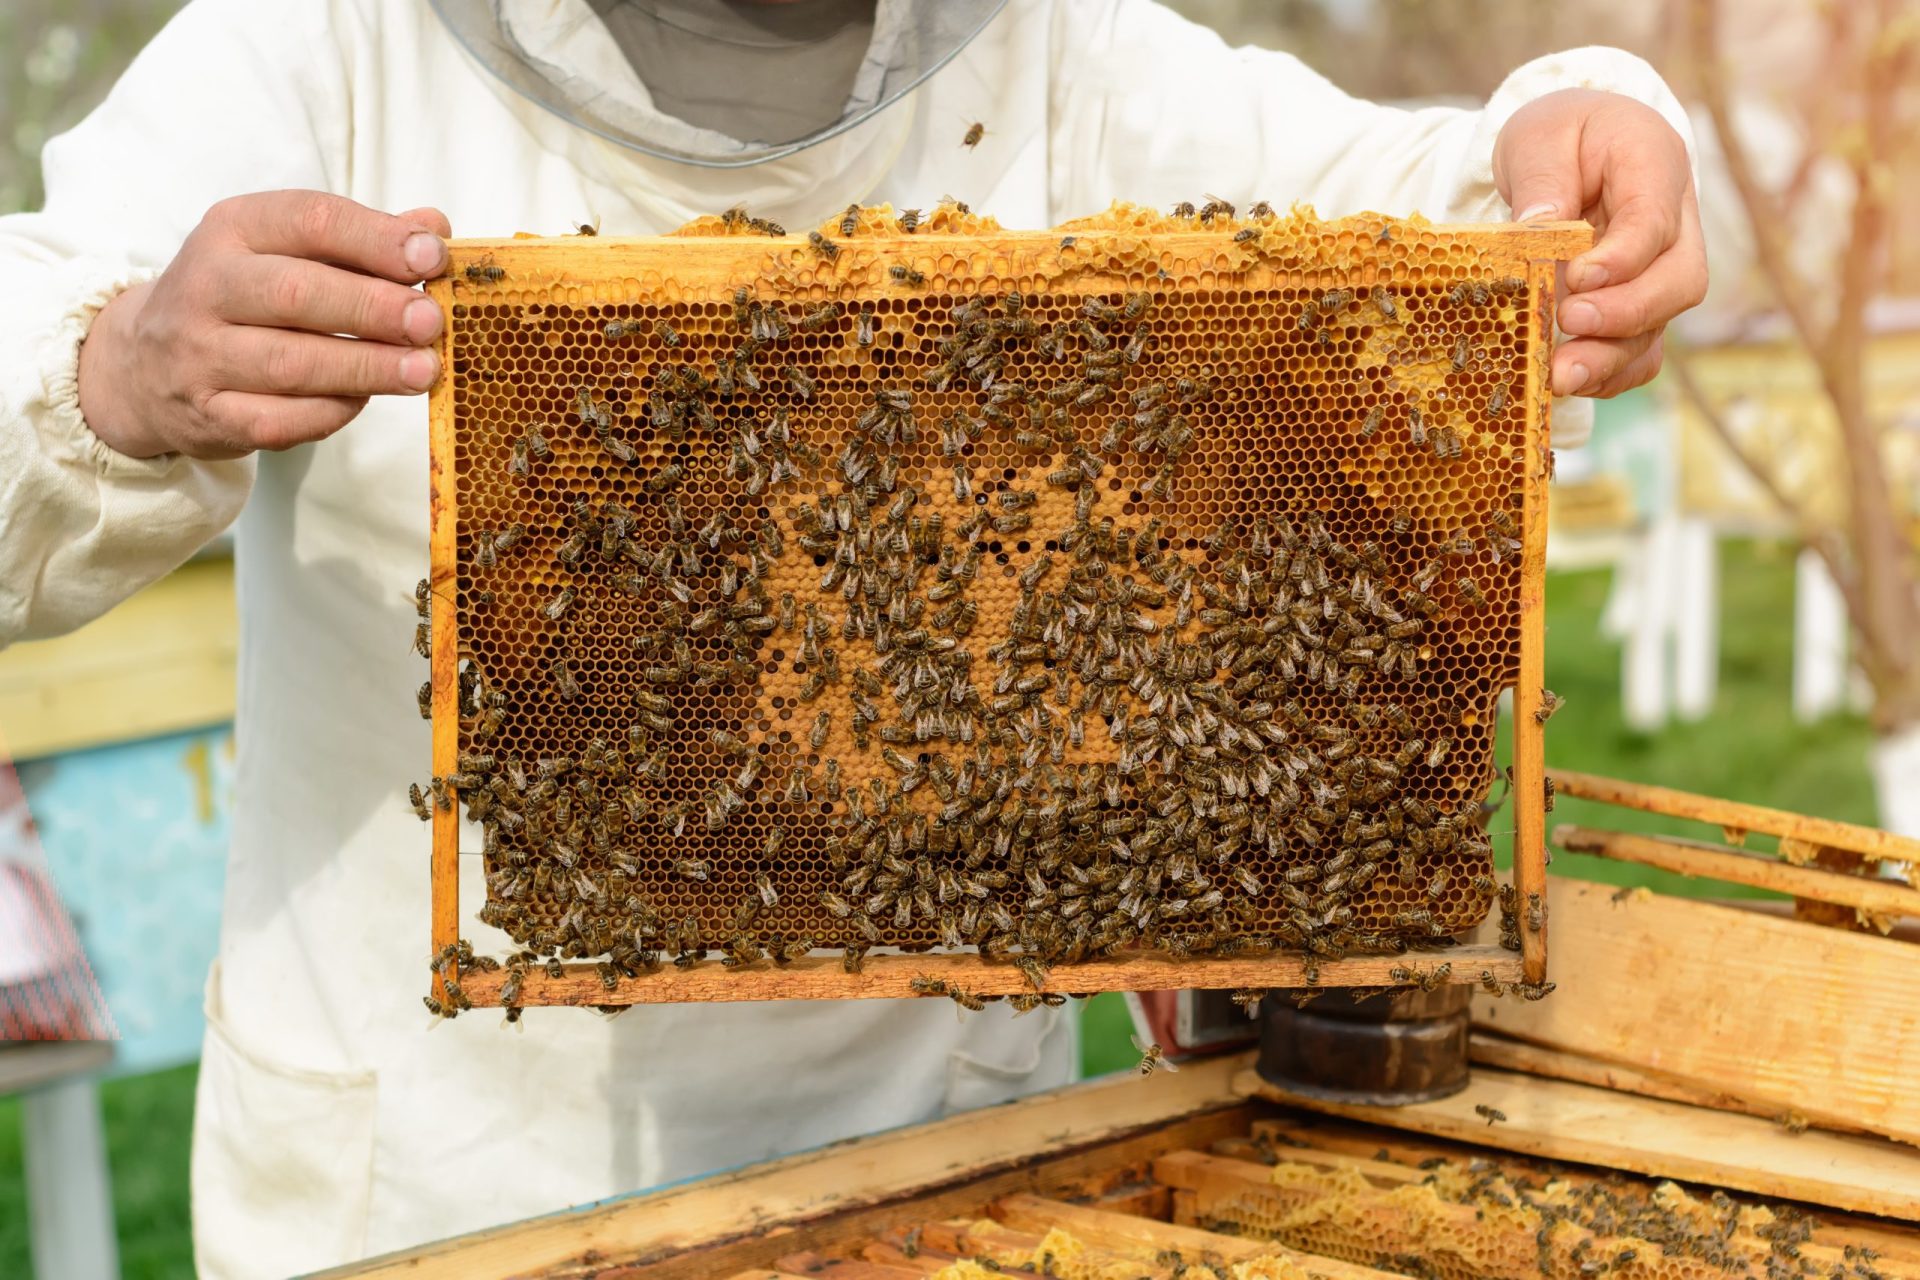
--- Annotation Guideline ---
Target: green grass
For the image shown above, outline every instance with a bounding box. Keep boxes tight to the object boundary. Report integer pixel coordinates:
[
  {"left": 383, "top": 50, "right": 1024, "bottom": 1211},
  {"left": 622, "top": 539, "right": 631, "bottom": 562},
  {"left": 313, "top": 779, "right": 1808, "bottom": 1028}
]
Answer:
[
  {"left": 0, "top": 1061, "right": 197, "bottom": 1280},
  {"left": 0, "top": 544, "right": 1877, "bottom": 1268}
]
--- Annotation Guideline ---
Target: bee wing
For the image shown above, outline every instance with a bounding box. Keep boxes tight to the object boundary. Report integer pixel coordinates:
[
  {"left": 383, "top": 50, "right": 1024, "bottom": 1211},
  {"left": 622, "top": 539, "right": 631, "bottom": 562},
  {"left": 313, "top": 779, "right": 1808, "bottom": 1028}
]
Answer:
[
  {"left": 1159, "top": 1055, "right": 1181, "bottom": 1073},
  {"left": 1130, "top": 1033, "right": 1151, "bottom": 1054}
]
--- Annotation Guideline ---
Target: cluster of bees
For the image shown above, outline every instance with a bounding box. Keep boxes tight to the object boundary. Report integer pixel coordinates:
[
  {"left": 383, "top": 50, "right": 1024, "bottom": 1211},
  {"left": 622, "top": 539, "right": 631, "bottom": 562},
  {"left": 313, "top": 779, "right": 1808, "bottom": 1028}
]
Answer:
[
  {"left": 1241, "top": 1132, "right": 1876, "bottom": 1280},
  {"left": 414, "top": 200, "right": 1552, "bottom": 1021}
]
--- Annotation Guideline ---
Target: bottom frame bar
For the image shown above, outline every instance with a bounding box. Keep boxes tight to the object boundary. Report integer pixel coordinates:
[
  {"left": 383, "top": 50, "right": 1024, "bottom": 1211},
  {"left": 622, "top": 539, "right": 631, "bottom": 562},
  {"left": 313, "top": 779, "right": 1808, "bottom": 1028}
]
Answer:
[{"left": 455, "top": 944, "right": 1524, "bottom": 1007}]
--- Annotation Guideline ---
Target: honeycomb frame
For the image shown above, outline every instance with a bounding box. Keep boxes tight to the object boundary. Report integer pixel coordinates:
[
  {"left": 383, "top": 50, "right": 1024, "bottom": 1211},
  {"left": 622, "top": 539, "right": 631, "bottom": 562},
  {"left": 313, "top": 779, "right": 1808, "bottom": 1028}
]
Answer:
[{"left": 422, "top": 208, "right": 1587, "bottom": 1007}]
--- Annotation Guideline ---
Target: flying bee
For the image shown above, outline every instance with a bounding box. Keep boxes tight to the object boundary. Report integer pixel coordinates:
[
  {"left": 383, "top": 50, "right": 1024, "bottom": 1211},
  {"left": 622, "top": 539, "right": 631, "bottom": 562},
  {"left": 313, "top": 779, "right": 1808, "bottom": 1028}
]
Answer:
[
  {"left": 889, "top": 263, "right": 926, "bottom": 287},
  {"left": 463, "top": 256, "right": 505, "bottom": 283},
  {"left": 1131, "top": 1034, "right": 1179, "bottom": 1076},
  {"left": 1535, "top": 689, "right": 1564, "bottom": 723},
  {"left": 961, "top": 121, "right": 986, "bottom": 149},
  {"left": 807, "top": 230, "right": 839, "bottom": 260},
  {"left": 1475, "top": 1104, "right": 1508, "bottom": 1126}
]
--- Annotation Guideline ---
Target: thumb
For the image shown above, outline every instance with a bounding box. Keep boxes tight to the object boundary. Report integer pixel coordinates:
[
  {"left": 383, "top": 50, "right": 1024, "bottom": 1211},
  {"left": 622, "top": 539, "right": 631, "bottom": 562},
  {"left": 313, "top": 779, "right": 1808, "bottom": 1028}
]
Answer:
[
  {"left": 1493, "top": 106, "right": 1586, "bottom": 224},
  {"left": 395, "top": 206, "right": 453, "bottom": 239}
]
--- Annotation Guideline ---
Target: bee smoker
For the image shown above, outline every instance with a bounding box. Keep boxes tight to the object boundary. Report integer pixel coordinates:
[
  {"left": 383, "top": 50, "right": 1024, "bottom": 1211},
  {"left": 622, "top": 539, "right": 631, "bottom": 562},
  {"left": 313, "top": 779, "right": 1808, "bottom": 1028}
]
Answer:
[{"left": 1254, "top": 985, "right": 1472, "bottom": 1105}]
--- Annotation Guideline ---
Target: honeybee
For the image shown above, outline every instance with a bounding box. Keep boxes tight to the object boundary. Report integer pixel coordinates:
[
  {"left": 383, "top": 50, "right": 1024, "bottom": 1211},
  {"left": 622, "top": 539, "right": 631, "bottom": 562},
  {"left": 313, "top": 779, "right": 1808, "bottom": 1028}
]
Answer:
[
  {"left": 1229, "top": 989, "right": 1266, "bottom": 1018},
  {"left": 1457, "top": 578, "right": 1486, "bottom": 608},
  {"left": 910, "top": 975, "right": 948, "bottom": 996},
  {"left": 755, "top": 870, "right": 779, "bottom": 907},
  {"left": 799, "top": 302, "right": 840, "bottom": 331},
  {"left": 1451, "top": 334, "right": 1472, "bottom": 372},
  {"left": 1408, "top": 405, "right": 1427, "bottom": 448},
  {"left": 413, "top": 622, "right": 431, "bottom": 659},
  {"left": 961, "top": 121, "right": 985, "bottom": 149},
  {"left": 889, "top": 263, "right": 926, "bottom": 287},
  {"left": 463, "top": 256, "right": 505, "bottom": 283},
  {"left": 674, "top": 857, "right": 711, "bottom": 882},
  {"left": 1475, "top": 1104, "right": 1508, "bottom": 1126},
  {"left": 1131, "top": 1034, "right": 1179, "bottom": 1076},
  {"left": 550, "top": 655, "right": 581, "bottom": 701},
  {"left": 855, "top": 305, "right": 877, "bottom": 347},
  {"left": 1535, "top": 689, "right": 1564, "bottom": 723},
  {"left": 542, "top": 587, "right": 577, "bottom": 622},
  {"left": 898, "top": 208, "right": 921, "bottom": 233},
  {"left": 408, "top": 783, "right": 433, "bottom": 822},
  {"left": 1359, "top": 406, "right": 1384, "bottom": 440},
  {"left": 811, "top": 710, "right": 832, "bottom": 748},
  {"left": 1486, "top": 383, "right": 1509, "bottom": 417},
  {"left": 1371, "top": 286, "right": 1397, "bottom": 319},
  {"left": 839, "top": 203, "right": 861, "bottom": 236}
]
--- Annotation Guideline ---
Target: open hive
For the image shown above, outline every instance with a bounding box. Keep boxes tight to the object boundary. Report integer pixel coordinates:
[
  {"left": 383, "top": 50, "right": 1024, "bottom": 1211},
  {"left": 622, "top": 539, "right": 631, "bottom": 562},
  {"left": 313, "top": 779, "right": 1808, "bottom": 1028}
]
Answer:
[
  {"left": 332, "top": 1060, "right": 1920, "bottom": 1279},
  {"left": 419, "top": 203, "right": 1586, "bottom": 1009}
]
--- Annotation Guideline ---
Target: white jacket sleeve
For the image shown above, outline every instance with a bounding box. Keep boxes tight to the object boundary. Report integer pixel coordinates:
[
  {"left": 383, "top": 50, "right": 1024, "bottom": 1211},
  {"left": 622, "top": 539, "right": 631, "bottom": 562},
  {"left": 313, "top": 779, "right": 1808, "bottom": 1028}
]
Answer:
[
  {"left": 1049, "top": 0, "right": 1695, "bottom": 222},
  {"left": 0, "top": 0, "right": 354, "bottom": 646}
]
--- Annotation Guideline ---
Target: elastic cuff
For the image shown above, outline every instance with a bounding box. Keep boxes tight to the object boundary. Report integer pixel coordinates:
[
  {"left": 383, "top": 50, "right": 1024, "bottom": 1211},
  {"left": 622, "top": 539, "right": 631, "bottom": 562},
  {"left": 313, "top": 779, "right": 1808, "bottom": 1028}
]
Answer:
[{"left": 37, "top": 262, "right": 172, "bottom": 480}]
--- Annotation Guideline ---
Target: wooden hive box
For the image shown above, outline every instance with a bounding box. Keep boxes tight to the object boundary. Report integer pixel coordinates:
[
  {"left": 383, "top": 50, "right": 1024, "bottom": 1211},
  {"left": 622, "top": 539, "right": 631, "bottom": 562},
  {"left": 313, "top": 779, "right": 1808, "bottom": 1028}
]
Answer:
[
  {"left": 418, "top": 205, "right": 1591, "bottom": 1008},
  {"left": 315, "top": 1051, "right": 1920, "bottom": 1279}
]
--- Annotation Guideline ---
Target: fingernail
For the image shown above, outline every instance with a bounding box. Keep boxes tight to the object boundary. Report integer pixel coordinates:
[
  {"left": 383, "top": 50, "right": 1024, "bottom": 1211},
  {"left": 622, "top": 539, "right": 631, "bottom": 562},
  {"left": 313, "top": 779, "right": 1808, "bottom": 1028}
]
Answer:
[
  {"left": 404, "top": 233, "right": 445, "bottom": 277},
  {"left": 1562, "top": 299, "right": 1601, "bottom": 334},
  {"left": 1556, "top": 361, "right": 1591, "bottom": 396},
  {"left": 1573, "top": 259, "right": 1609, "bottom": 290},
  {"left": 402, "top": 297, "right": 442, "bottom": 344},
  {"left": 400, "top": 349, "right": 439, "bottom": 391},
  {"left": 1515, "top": 202, "right": 1560, "bottom": 222}
]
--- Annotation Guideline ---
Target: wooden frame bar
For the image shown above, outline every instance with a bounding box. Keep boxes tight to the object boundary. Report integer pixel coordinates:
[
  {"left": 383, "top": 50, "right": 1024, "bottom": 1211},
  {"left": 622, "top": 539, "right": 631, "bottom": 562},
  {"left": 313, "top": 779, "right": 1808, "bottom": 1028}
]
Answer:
[
  {"left": 456, "top": 944, "right": 1523, "bottom": 1006},
  {"left": 1511, "top": 257, "right": 1558, "bottom": 985},
  {"left": 424, "top": 218, "right": 1591, "bottom": 1004},
  {"left": 1554, "top": 823, "right": 1920, "bottom": 917},
  {"left": 1549, "top": 769, "right": 1920, "bottom": 862},
  {"left": 427, "top": 304, "right": 461, "bottom": 1001}
]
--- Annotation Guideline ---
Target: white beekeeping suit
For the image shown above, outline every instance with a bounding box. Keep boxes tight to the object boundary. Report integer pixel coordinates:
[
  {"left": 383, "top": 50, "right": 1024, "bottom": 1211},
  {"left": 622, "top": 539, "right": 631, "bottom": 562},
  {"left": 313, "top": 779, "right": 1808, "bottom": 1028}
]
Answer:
[{"left": 0, "top": 2, "right": 1688, "bottom": 1275}]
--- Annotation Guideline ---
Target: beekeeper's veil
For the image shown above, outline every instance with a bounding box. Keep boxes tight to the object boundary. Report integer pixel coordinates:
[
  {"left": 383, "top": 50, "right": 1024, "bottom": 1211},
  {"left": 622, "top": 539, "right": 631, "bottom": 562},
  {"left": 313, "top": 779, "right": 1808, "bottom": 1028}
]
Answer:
[{"left": 430, "top": 0, "right": 1006, "bottom": 168}]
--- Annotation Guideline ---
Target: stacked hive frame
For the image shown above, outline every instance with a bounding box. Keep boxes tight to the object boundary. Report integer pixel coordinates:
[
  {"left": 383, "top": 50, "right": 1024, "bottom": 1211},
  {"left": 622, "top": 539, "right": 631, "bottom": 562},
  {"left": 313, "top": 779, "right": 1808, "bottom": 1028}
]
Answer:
[{"left": 422, "top": 205, "right": 1590, "bottom": 1007}]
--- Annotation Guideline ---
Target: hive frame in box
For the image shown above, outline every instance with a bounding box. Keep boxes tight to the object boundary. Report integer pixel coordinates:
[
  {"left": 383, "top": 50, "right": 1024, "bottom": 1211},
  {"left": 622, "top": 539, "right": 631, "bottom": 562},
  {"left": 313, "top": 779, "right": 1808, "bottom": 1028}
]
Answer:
[{"left": 424, "top": 216, "right": 1590, "bottom": 1007}]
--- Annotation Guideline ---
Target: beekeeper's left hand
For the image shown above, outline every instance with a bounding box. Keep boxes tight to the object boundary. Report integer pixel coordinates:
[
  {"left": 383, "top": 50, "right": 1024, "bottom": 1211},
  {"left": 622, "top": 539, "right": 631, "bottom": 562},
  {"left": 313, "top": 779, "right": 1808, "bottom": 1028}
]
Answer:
[{"left": 1493, "top": 88, "right": 1707, "bottom": 399}]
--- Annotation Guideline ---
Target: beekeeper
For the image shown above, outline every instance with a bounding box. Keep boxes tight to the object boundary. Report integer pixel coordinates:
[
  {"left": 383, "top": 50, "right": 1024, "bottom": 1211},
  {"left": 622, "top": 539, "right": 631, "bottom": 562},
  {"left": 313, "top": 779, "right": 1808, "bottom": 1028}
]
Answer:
[{"left": 0, "top": 1, "right": 1705, "bottom": 1275}]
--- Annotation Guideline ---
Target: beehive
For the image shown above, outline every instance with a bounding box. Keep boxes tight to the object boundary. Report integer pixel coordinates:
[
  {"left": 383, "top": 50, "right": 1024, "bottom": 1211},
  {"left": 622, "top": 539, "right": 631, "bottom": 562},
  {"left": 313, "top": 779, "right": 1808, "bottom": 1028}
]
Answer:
[{"left": 420, "top": 203, "right": 1586, "bottom": 1009}]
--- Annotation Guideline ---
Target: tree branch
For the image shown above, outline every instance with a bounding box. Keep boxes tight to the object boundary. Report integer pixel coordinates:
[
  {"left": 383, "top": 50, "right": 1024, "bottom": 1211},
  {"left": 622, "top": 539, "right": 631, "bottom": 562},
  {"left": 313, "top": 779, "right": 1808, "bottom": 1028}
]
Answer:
[
  {"left": 1686, "top": 0, "right": 1829, "bottom": 358},
  {"left": 1665, "top": 353, "right": 1870, "bottom": 629}
]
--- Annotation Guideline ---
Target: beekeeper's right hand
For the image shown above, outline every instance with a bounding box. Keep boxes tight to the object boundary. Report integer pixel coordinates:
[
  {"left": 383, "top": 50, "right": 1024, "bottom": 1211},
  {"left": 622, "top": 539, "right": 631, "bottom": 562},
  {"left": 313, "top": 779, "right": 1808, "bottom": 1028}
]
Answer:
[{"left": 76, "top": 190, "right": 450, "bottom": 460}]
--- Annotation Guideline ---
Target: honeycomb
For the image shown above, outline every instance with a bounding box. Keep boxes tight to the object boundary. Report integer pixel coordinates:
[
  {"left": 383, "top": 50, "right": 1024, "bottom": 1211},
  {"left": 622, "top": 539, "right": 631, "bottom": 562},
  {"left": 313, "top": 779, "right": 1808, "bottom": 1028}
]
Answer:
[
  {"left": 1184, "top": 1139, "right": 1901, "bottom": 1280},
  {"left": 424, "top": 202, "right": 1567, "bottom": 993}
]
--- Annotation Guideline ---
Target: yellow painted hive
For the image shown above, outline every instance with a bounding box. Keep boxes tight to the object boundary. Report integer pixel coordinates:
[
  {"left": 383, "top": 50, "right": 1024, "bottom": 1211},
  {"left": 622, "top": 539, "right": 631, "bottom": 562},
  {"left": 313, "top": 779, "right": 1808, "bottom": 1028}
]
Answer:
[{"left": 418, "top": 202, "right": 1585, "bottom": 1010}]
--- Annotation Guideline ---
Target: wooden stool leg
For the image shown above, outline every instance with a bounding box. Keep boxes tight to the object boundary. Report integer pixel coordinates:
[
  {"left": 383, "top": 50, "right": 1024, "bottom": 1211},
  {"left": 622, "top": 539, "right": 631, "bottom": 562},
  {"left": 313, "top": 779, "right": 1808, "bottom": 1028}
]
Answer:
[{"left": 23, "top": 1076, "right": 121, "bottom": 1280}]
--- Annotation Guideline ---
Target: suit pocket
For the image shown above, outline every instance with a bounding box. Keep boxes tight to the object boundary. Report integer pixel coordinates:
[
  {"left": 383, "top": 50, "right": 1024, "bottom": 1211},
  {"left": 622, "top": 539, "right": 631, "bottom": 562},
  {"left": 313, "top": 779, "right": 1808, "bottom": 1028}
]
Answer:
[
  {"left": 943, "top": 1004, "right": 1076, "bottom": 1113},
  {"left": 191, "top": 962, "right": 378, "bottom": 1280}
]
